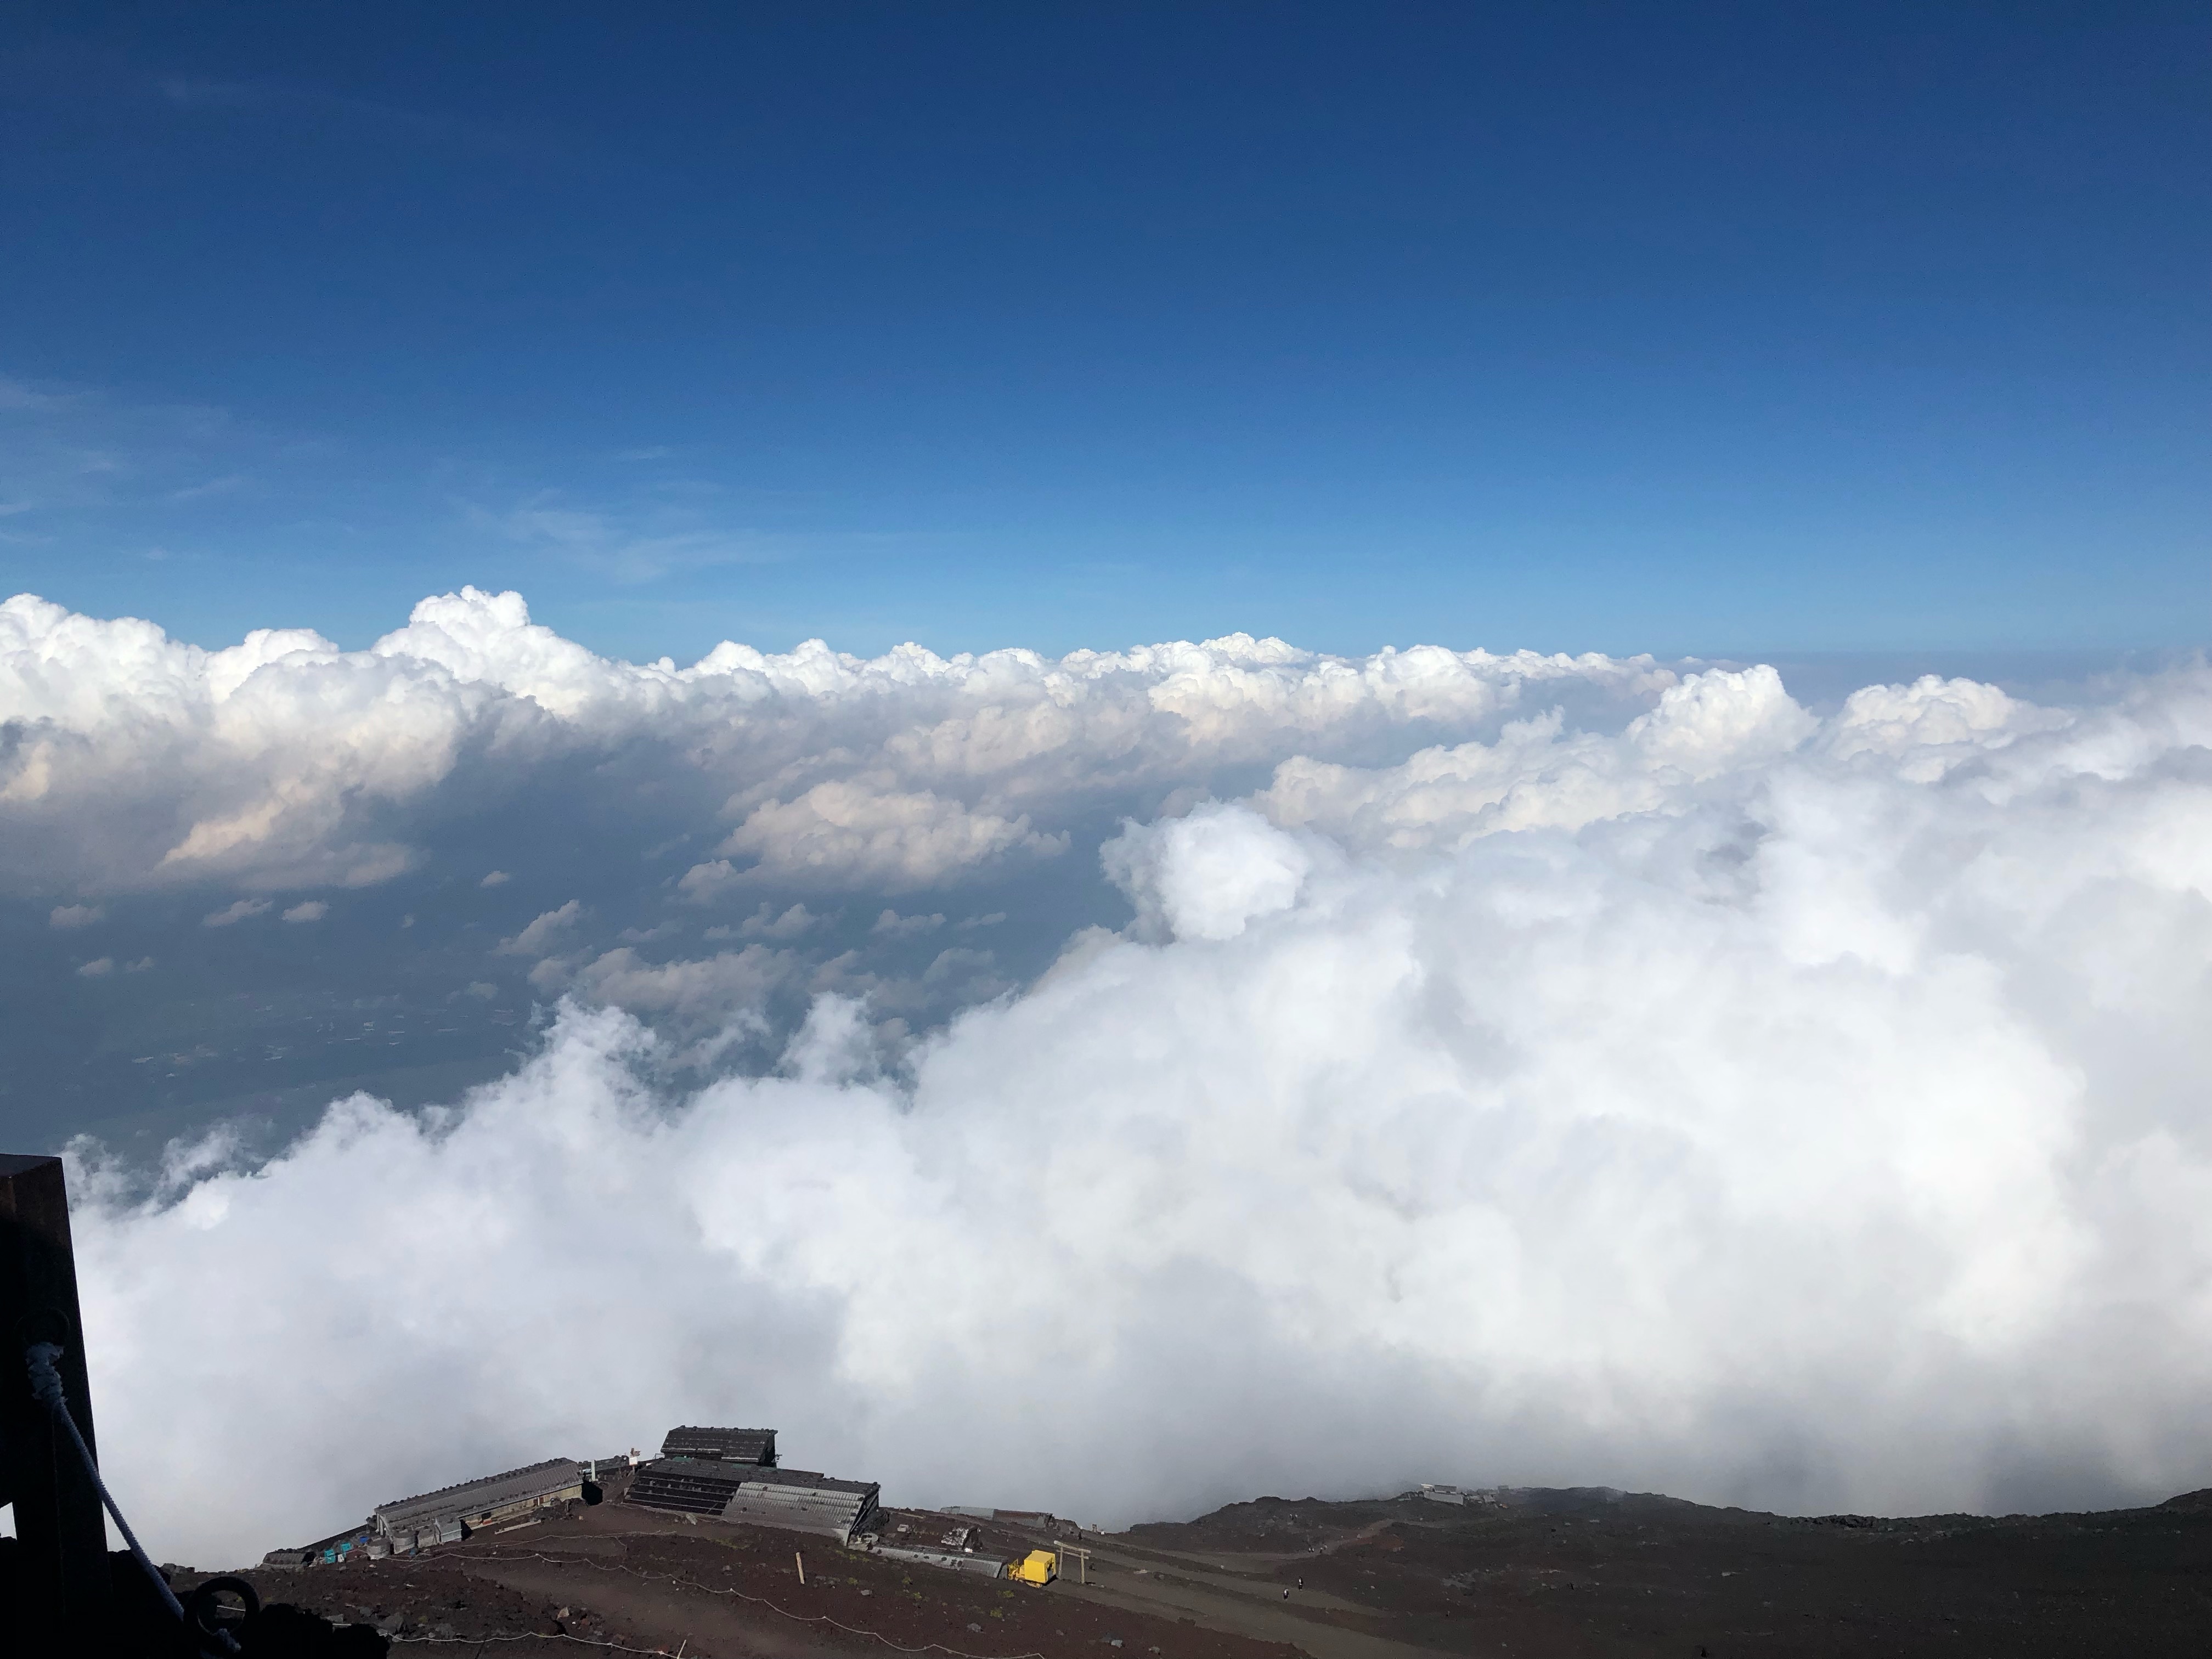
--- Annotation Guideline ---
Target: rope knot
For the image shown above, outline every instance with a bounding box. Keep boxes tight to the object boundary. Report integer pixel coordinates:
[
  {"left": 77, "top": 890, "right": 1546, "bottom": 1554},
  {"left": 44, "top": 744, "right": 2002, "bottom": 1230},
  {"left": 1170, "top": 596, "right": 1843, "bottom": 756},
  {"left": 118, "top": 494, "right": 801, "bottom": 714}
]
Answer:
[{"left": 25, "top": 1340, "right": 66, "bottom": 1409}]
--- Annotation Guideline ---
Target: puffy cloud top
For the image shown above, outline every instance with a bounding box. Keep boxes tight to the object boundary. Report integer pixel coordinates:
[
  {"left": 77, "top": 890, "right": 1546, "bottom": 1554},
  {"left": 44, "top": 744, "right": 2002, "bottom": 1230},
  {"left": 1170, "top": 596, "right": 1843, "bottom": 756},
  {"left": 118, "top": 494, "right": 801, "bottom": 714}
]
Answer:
[
  {"left": 1107, "top": 806, "right": 1319, "bottom": 941},
  {"left": 16, "top": 589, "right": 2212, "bottom": 1570},
  {"left": 0, "top": 588, "right": 1674, "bottom": 896}
]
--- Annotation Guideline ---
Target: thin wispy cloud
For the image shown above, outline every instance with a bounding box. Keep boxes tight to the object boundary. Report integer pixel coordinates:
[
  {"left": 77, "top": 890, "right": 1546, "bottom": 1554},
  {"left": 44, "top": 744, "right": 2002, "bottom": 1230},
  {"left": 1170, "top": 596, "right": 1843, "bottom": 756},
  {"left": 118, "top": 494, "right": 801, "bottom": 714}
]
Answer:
[
  {"left": 0, "top": 373, "right": 245, "bottom": 517},
  {"left": 201, "top": 899, "right": 270, "bottom": 928},
  {"left": 0, "top": 370, "right": 388, "bottom": 574},
  {"left": 160, "top": 78, "right": 454, "bottom": 144},
  {"left": 168, "top": 473, "right": 248, "bottom": 503},
  {"left": 478, "top": 495, "right": 790, "bottom": 583},
  {"left": 156, "top": 76, "right": 547, "bottom": 161},
  {"left": 0, "top": 375, "right": 80, "bottom": 413}
]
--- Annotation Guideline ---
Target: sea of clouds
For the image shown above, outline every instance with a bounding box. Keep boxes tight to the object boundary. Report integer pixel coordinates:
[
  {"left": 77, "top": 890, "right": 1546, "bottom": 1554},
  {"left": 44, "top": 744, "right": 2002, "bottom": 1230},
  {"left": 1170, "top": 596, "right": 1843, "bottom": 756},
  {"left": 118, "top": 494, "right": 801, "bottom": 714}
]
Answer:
[{"left": 5, "top": 589, "right": 2210, "bottom": 1564}]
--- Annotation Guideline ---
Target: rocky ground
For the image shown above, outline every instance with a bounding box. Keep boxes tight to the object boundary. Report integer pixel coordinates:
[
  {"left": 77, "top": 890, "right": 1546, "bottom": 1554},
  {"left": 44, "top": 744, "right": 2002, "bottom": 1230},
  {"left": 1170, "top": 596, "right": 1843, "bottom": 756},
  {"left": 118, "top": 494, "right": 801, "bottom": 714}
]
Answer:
[
  {"left": 1119, "top": 1483, "right": 2212, "bottom": 1656},
  {"left": 190, "top": 1483, "right": 2212, "bottom": 1657},
  {"left": 186, "top": 1499, "right": 1299, "bottom": 1658}
]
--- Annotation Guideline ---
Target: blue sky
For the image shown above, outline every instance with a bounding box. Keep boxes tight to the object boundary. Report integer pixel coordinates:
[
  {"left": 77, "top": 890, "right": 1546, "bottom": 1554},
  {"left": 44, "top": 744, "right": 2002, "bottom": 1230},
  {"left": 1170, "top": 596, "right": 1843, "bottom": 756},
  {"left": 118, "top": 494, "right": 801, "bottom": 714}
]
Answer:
[{"left": 2, "top": 1, "right": 2204, "bottom": 662}]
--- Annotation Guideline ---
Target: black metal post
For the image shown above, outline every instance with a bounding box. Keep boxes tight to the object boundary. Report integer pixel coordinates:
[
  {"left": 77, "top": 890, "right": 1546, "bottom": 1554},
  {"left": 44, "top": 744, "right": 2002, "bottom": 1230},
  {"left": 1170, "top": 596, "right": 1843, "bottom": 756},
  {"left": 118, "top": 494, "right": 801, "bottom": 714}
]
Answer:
[{"left": 0, "top": 1153, "right": 112, "bottom": 1650}]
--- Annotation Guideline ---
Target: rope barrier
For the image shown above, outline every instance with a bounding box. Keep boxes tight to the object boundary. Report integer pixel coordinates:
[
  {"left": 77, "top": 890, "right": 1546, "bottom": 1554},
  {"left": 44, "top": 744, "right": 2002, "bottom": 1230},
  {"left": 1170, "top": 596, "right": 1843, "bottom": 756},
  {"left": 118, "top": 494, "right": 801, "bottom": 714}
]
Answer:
[
  {"left": 24, "top": 1340, "right": 246, "bottom": 1654},
  {"left": 452, "top": 1545, "right": 1049, "bottom": 1659},
  {"left": 391, "top": 1634, "right": 680, "bottom": 1653}
]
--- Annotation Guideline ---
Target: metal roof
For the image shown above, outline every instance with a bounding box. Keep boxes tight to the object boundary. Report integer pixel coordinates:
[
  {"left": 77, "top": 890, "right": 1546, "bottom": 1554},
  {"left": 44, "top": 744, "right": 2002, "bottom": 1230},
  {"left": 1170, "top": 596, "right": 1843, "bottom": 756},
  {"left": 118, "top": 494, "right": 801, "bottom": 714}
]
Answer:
[
  {"left": 733, "top": 1464, "right": 874, "bottom": 1497},
  {"left": 720, "top": 1480, "right": 881, "bottom": 1544},
  {"left": 625, "top": 1458, "right": 753, "bottom": 1517},
  {"left": 627, "top": 1457, "right": 877, "bottom": 1520},
  {"left": 658, "top": 1426, "right": 777, "bottom": 1464},
  {"left": 375, "top": 1459, "right": 583, "bottom": 1530}
]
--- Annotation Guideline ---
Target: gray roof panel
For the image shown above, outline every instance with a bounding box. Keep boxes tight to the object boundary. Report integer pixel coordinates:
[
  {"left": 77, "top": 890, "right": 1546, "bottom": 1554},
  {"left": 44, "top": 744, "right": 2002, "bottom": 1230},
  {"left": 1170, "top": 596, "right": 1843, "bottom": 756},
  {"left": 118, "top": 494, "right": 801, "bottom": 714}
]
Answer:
[
  {"left": 376, "top": 1459, "right": 583, "bottom": 1530},
  {"left": 659, "top": 1426, "right": 777, "bottom": 1464}
]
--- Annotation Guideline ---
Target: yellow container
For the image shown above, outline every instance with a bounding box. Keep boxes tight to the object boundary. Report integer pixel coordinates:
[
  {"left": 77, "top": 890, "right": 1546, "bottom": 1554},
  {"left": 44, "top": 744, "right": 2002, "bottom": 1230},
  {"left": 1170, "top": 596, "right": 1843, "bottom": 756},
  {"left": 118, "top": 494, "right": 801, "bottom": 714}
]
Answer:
[{"left": 1008, "top": 1550, "right": 1057, "bottom": 1585}]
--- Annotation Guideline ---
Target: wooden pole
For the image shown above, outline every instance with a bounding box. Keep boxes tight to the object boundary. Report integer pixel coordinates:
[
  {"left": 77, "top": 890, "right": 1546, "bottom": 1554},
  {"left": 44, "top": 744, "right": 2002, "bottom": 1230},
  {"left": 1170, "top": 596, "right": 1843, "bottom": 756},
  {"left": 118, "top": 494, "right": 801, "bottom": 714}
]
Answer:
[
  {"left": 795, "top": 1551, "right": 805, "bottom": 1584},
  {"left": 0, "top": 1153, "right": 112, "bottom": 1651}
]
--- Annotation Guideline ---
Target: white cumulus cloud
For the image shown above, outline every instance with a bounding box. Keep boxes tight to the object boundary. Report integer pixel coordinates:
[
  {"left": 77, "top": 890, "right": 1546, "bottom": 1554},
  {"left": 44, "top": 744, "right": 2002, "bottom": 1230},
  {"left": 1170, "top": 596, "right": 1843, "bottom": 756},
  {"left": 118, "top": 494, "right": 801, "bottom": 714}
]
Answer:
[
  {"left": 55, "top": 653, "right": 2212, "bottom": 1572},
  {"left": 1106, "top": 804, "right": 1318, "bottom": 941},
  {"left": 0, "top": 587, "right": 1675, "bottom": 901},
  {"left": 714, "top": 781, "right": 1066, "bottom": 891}
]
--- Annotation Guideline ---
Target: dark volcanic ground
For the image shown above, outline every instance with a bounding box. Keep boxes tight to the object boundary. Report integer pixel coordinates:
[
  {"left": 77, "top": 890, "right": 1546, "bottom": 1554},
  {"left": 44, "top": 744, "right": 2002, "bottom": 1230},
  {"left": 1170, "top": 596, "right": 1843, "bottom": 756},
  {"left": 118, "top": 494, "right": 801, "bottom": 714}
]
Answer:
[
  {"left": 1123, "top": 1484, "right": 2212, "bottom": 1656},
  {"left": 188, "top": 1499, "right": 1299, "bottom": 1658},
  {"left": 192, "top": 1483, "right": 2212, "bottom": 1658}
]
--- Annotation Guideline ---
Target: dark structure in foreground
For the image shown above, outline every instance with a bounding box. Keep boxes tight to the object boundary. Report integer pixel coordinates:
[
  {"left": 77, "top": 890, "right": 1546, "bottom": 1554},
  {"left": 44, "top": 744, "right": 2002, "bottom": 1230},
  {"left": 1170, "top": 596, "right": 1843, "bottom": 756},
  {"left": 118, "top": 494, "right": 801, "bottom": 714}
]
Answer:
[
  {"left": 0, "top": 1152, "right": 387, "bottom": 1655},
  {"left": 0, "top": 1154, "right": 109, "bottom": 1651}
]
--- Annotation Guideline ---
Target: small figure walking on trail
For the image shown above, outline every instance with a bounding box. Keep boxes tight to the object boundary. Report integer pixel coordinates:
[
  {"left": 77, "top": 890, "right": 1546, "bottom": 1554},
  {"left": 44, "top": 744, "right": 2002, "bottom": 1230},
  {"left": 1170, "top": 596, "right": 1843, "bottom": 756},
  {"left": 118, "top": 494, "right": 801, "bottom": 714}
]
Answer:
[
  {"left": 1296, "top": 1577, "right": 1304, "bottom": 1589},
  {"left": 1282, "top": 1589, "right": 1290, "bottom": 1601}
]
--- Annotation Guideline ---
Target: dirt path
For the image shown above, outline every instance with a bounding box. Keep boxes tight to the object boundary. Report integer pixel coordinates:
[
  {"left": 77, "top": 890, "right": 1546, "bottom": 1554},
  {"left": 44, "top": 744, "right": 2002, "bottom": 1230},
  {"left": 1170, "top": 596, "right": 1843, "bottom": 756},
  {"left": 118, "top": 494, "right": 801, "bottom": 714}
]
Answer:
[
  {"left": 459, "top": 1554, "right": 848, "bottom": 1659},
  {"left": 1043, "top": 1537, "right": 1454, "bottom": 1659},
  {"left": 1111, "top": 1516, "right": 1409, "bottom": 1578}
]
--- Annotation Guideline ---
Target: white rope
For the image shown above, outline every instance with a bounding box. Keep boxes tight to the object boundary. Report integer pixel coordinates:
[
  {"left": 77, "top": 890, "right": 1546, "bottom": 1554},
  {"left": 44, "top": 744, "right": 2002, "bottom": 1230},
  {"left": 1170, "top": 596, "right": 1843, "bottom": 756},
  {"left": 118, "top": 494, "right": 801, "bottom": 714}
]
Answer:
[
  {"left": 24, "top": 1340, "right": 239, "bottom": 1655},
  {"left": 392, "top": 1634, "right": 676, "bottom": 1652},
  {"left": 460, "top": 1546, "right": 1049, "bottom": 1659}
]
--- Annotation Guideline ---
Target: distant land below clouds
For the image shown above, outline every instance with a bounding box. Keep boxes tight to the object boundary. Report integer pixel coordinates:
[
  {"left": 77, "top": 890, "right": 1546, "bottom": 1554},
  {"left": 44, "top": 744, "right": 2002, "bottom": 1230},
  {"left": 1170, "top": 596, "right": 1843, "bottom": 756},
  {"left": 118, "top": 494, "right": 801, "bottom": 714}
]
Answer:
[{"left": 3, "top": 588, "right": 2208, "bottom": 1565}]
